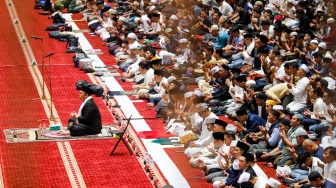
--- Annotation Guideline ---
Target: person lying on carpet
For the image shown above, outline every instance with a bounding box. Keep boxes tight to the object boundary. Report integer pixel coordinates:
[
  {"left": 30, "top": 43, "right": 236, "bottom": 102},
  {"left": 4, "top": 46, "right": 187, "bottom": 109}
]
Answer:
[{"left": 68, "top": 84, "right": 102, "bottom": 136}]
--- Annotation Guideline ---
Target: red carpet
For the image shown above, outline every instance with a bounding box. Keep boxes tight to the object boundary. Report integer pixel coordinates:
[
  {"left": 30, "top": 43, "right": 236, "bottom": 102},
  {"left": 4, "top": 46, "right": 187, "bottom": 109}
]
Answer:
[
  {"left": 138, "top": 131, "right": 173, "bottom": 139},
  {"left": 0, "top": 0, "right": 155, "bottom": 187},
  {"left": 164, "top": 148, "right": 212, "bottom": 188}
]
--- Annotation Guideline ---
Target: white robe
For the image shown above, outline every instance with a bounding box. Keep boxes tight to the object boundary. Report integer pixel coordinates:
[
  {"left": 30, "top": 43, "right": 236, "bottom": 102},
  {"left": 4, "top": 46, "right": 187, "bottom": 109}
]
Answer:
[
  {"left": 286, "top": 77, "right": 309, "bottom": 112},
  {"left": 184, "top": 113, "right": 218, "bottom": 158}
]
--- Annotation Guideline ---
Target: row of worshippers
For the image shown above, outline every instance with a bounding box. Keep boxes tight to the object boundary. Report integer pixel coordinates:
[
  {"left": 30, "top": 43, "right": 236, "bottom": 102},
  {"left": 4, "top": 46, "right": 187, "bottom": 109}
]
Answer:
[
  {"left": 180, "top": 102, "right": 336, "bottom": 187},
  {"left": 53, "top": 0, "right": 336, "bottom": 187}
]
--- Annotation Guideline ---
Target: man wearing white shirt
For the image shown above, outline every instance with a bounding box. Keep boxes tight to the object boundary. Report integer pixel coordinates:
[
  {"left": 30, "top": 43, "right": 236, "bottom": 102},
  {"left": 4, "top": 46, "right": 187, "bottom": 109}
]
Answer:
[
  {"left": 216, "top": 0, "right": 233, "bottom": 17},
  {"left": 272, "top": 55, "right": 286, "bottom": 85},
  {"left": 132, "top": 62, "right": 154, "bottom": 98},
  {"left": 302, "top": 87, "right": 328, "bottom": 129},
  {"left": 260, "top": 20, "right": 275, "bottom": 39},
  {"left": 322, "top": 146, "right": 336, "bottom": 184},
  {"left": 286, "top": 64, "right": 310, "bottom": 113},
  {"left": 185, "top": 103, "right": 218, "bottom": 158},
  {"left": 145, "top": 69, "right": 167, "bottom": 105}
]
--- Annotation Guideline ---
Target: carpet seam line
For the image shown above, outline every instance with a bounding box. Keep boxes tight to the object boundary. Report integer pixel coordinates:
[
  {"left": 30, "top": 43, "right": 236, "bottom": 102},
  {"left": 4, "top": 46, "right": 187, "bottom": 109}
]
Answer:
[{"left": 6, "top": 1, "right": 85, "bottom": 188}]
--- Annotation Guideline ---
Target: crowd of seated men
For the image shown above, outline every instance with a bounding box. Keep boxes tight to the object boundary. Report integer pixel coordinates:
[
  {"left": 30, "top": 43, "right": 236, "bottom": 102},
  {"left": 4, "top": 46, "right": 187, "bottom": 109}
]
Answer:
[{"left": 51, "top": 0, "right": 336, "bottom": 187}]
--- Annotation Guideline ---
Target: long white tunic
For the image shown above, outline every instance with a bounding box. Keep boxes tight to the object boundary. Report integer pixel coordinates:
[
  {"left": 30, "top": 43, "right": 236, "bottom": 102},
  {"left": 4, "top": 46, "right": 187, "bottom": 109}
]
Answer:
[{"left": 286, "top": 77, "right": 309, "bottom": 112}]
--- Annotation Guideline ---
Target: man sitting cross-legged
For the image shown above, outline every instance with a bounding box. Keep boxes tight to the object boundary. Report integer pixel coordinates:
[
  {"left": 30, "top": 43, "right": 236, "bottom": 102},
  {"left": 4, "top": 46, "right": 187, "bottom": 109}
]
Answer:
[{"left": 68, "top": 84, "right": 102, "bottom": 136}]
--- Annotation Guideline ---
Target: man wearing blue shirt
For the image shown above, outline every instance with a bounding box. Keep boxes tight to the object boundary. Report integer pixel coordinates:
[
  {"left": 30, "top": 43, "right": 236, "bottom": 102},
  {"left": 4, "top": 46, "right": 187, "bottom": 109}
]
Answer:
[{"left": 208, "top": 25, "right": 230, "bottom": 49}]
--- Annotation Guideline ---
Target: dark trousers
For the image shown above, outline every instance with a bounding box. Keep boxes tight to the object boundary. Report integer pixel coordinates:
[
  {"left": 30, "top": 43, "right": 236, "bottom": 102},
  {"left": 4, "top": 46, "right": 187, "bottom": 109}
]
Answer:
[{"left": 68, "top": 119, "right": 101, "bottom": 136}]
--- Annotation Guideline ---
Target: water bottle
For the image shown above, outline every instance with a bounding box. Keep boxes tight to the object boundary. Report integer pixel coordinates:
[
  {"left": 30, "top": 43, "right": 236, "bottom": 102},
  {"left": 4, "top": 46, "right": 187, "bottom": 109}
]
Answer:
[{"left": 12, "top": 130, "right": 18, "bottom": 142}]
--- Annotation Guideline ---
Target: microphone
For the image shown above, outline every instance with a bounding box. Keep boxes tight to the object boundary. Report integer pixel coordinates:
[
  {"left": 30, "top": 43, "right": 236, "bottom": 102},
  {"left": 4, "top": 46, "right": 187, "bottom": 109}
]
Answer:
[
  {"left": 31, "top": 36, "right": 42, "bottom": 39},
  {"left": 44, "top": 52, "right": 55, "bottom": 58}
]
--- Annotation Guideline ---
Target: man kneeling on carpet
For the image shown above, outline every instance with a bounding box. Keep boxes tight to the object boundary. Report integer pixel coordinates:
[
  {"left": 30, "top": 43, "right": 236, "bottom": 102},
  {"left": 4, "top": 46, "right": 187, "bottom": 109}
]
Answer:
[{"left": 68, "top": 84, "right": 102, "bottom": 136}]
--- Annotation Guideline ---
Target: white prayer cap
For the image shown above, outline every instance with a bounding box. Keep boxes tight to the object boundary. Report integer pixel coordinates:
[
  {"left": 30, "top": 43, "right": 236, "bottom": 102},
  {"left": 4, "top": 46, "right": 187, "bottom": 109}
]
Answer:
[
  {"left": 246, "top": 80, "right": 256, "bottom": 85},
  {"left": 211, "top": 66, "right": 220, "bottom": 75},
  {"left": 300, "top": 64, "right": 310, "bottom": 73},
  {"left": 211, "top": 25, "right": 219, "bottom": 31},
  {"left": 205, "top": 117, "right": 216, "bottom": 124},
  {"left": 179, "top": 38, "right": 188, "bottom": 43},
  {"left": 184, "top": 92, "right": 193, "bottom": 99},
  {"left": 318, "top": 42, "right": 327, "bottom": 49},
  {"left": 170, "top": 15, "right": 178, "bottom": 20},
  {"left": 273, "top": 105, "right": 284, "bottom": 111},
  {"left": 130, "top": 43, "right": 140, "bottom": 50},
  {"left": 118, "top": 16, "right": 126, "bottom": 22},
  {"left": 288, "top": 0, "right": 298, "bottom": 5},
  {"left": 134, "top": 17, "right": 140, "bottom": 24},
  {"left": 213, "top": 180, "right": 223, "bottom": 188},
  {"left": 237, "top": 172, "right": 251, "bottom": 184},
  {"left": 266, "top": 178, "right": 281, "bottom": 188},
  {"left": 290, "top": 32, "right": 298, "bottom": 36},
  {"left": 196, "top": 103, "right": 208, "bottom": 112},
  {"left": 149, "top": 5, "right": 156, "bottom": 12},
  {"left": 327, "top": 18, "right": 335, "bottom": 24},
  {"left": 226, "top": 124, "right": 237, "bottom": 133},
  {"left": 310, "top": 39, "right": 319, "bottom": 44},
  {"left": 167, "top": 76, "right": 176, "bottom": 83},
  {"left": 193, "top": 90, "right": 204, "bottom": 97},
  {"left": 127, "top": 33, "right": 137, "bottom": 39},
  {"left": 230, "top": 140, "right": 238, "bottom": 147}
]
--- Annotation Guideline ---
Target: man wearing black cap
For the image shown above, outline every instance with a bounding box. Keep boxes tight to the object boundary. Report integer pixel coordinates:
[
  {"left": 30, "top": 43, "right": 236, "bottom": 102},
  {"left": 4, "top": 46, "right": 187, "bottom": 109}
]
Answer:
[
  {"left": 68, "top": 84, "right": 102, "bottom": 136},
  {"left": 238, "top": 152, "right": 257, "bottom": 177}
]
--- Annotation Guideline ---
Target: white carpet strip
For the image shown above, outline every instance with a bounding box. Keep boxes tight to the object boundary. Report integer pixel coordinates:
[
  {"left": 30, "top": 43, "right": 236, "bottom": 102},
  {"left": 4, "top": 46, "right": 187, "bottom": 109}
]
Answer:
[
  {"left": 62, "top": 14, "right": 190, "bottom": 188},
  {"left": 57, "top": 142, "right": 87, "bottom": 188}
]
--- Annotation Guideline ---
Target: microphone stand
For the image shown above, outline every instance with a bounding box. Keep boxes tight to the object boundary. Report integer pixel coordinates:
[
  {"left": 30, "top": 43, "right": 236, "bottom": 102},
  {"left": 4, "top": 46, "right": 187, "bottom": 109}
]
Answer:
[
  {"left": 31, "top": 37, "right": 47, "bottom": 100},
  {"left": 47, "top": 54, "right": 56, "bottom": 121}
]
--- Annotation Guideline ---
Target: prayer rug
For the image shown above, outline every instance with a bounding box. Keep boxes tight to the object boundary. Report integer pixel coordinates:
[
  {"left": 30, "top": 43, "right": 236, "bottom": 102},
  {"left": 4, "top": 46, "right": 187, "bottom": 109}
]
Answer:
[
  {"left": 4, "top": 126, "right": 117, "bottom": 143},
  {"left": 138, "top": 130, "right": 173, "bottom": 139},
  {"left": 151, "top": 138, "right": 179, "bottom": 145}
]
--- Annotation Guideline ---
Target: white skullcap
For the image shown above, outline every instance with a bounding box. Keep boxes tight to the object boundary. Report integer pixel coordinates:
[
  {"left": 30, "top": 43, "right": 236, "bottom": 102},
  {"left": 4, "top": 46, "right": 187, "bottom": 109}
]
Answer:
[
  {"left": 167, "top": 76, "right": 176, "bottom": 83},
  {"left": 118, "top": 16, "right": 126, "bottom": 22},
  {"left": 129, "top": 43, "right": 140, "bottom": 50},
  {"left": 179, "top": 38, "right": 188, "bottom": 43},
  {"left": 211, "top": 66, "right": 220, "bottom": 75},
  {"left": 267, "top": 178, "right": 281, "bottom": 188},
  {"left": 127, "top": 33, "right": 137, "bottom": 39},
  {"left": 226, "top": 124, "right": 237, "bottom": 133},
  {"left": 273, "top": 105, "right": 284, "bottom": 111},
  {"left": 213, "top": 180, "right": 223, "bottom": 188},
  {"left": 170, "top": 15, "right": 178, "bottom": 20},
  {"left": 196, "top": 103, "right": 208, "bottom": 113},
  {"left": 290, "top": 32, "right": 298, "bottom": 36},
  {"left": 246, "top": 80, "right": 256, "bottom": 85},
  {"left": 300, "top": 64, "right": 310, "bottom": 73},
  {"left": 288, "top": 0, "right": 298, "bottom": 5},
  {"left": 184, "top": 92, "right": 193, "bottom": 99},
  {"left": 149, "top": 5, "right": 156, "bottom": 12},
  {"left": 237, "top": 172, "right": 251, "bottom": 184},
  {"left": 327, "top": 18, "right": 335, "bottom": 24},
  {"left": 194, "top": 90, "right": 204, "bottom": 97},
  {"left": 310, "top": 39, "right": 319, "bottom": 44},
  {"left": 134, "top": 17, "right": 140, "bottom": 24},
  {"left": 230, "top": 140, "right": 238, "bottom": 147},
  {"left": 205, "top": 117, "right": 217, "bottom": 124},
  {"left": 318, "top": 42, "right": 327, "bottom": 49}
]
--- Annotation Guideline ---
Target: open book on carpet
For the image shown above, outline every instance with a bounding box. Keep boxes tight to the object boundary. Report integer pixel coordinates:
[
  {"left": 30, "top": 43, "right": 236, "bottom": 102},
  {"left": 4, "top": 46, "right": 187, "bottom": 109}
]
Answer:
[{"left": 4, "top": 126, "right": 118, "bottom": 143}]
